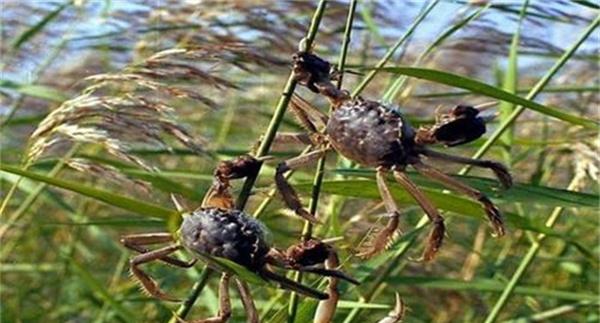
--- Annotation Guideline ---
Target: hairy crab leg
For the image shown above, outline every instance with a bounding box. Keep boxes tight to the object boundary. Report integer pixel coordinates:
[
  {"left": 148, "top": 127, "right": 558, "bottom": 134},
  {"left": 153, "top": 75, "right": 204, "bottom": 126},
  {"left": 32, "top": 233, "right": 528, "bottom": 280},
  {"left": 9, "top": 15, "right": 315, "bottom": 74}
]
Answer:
[
  {"left": 358, "top": 167, "right": 403, "bottom": 258},
  {"left": 186, "top": 273, "right": 232, "bottom": 323},
  {"left": 121, "top": 233, "right": 196, "bottom": 268},
  {"left": 235, "top": 279, "right": 259, "bottom": 323},
  {"left": 290, "top": 94, "right": 329, "bottom": 130},
  {"left": 417, "top": 148, "right": 512, "bottom": 188},
  {"left": 412, "top": 161, "right": 506, "bottom": 237},
  {"left": 275, "top": 148, "right": 330, "bottom": 223},
  {"left": 392, "top": 170, "right": 446, "bottom": 261},
  {"left": 129, "top": 244, "right": 185, "bottom": 302}
]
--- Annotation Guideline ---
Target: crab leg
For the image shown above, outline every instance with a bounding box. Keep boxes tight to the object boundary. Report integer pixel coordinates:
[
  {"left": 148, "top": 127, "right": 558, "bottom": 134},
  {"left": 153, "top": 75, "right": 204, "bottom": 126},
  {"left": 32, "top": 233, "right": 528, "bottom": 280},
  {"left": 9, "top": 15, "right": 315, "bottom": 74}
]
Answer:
[
  {"left": 417, "top": 148, "right": 512, "bottom": 188},
  {"left": 358, "top": 167, "right": 403, "bottom": 258},
  {"left": 275, "top": 148, "right": 330, "bottom": 223},
  {"left": 314, "top": 251, "right": 341, "bottom": 323},
  {"left": 129, "top": 244, "right": 184, "bottom": 302},
  {"left": 412, "top": 161, "right": 505, "bottom": 237},
  {"left": 290, "top": 94, "right": 329, "bottom": 131},
  {"left": 392, "top": 170, "right": 446, "bottom": 261},
  {"left": 188, "top": 273, "right": 232, "bottom": 323},
  {"left": 235, "top": 279, "right": 259, "bottom": 323},
  {"left": 377, "top": 293, "right": 406, "bottom": 323},
  {"left": 272, "top": 132, "right": 315, "bottom": 146},
  {"left": 121, "top": 233, "right": 196, "bottom": 268}
]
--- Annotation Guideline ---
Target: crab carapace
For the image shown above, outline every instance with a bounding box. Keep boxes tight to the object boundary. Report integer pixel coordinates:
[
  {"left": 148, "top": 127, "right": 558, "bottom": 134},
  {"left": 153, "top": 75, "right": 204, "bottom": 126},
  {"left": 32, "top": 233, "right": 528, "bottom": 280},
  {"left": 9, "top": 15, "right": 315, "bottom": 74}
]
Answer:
[
  {"left": 273, "top": 51, "right": 512, "bottom": 260},
  {"left": 120, "top": 155, "right": 358, "bottom": 323}
]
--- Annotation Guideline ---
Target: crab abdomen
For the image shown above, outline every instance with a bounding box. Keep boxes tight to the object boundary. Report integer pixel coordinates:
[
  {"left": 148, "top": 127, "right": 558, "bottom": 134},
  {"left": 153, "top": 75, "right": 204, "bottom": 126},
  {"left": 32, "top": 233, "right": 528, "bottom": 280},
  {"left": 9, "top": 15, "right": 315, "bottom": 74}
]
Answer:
[
  {"left": 326, "top": 99, "right": 414, "bottom": 167},
  {"left": 179, "top": 207, "right": 270, "bottom": 270}
]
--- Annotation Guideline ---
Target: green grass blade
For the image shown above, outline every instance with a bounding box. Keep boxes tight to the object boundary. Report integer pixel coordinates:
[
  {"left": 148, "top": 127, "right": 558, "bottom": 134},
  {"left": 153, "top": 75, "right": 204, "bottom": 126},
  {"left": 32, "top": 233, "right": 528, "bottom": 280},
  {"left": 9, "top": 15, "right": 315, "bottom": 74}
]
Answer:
[
  {"left": 11, "top": 1, "right": 72, "bottom": 50},
  {"left": 387, "top": 276, "right": 598, "bottom": 301},
  {"left": 69, "top": 258, "right": 135, "bottom": 322},
  {"left": 0, "top": 164, "right": 176, "bottom": 219},
  {"left": 201, "top": 255, "right": 266, "bottom": 285},
  {"left": 465, "top": 13, "right": 600, "bottom": 163},
  {"left": 351, "top": 0, "right": 440, "bottom": 97},
  {"left": 0, "top": 80, "right": 68, "bottom": 103},
  {"left": 377, "top": 66, "right": 598, "bottom": 129},
  {"left": 294, "top": 179, "right": 569, "bottom": 236},
  {"left": 413, "top": 85, "right": 600, "bottom": 98},
  {"left": 483, "top": 178, "right": 583, "bottom": 322},
  {"left": 499, "top": 0, "right": 528, "bottom": 163},
  {"left": 382, "top": 3, "right": 490, "bottom": 102},
  {"left": 333, "top": 169, "right": 597, "bottom": 208}
]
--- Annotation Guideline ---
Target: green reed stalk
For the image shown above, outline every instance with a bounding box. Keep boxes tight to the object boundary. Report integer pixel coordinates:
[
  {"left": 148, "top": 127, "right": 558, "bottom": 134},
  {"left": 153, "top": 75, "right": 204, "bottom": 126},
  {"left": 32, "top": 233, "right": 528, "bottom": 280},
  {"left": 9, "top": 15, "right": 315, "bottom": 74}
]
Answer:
[
  {"left": 460, "top": 13, "right": 600, "bottom": 173},
  {"left": 483, "top": 177, "right": 581, "bottom": 323},
  {"left": 170, "top": 2, "right": 329, "bottom": 321},
  {"left": 235, "top": 0, "right": 329, "bottom": 210},
  {"left": 350, "top": 0, "right": 439, "bottom": 98},
  {"left": 287, "top": 1, "right": 357, "bottom": 322}
]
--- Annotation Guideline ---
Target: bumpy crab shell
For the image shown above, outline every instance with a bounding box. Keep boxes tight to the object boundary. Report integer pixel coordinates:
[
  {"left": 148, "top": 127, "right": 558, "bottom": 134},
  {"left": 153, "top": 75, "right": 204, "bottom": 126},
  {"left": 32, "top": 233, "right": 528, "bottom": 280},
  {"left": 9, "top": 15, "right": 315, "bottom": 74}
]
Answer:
[
  {"left": 326, "top": 98, "right": 416, "bottom": 168},
  {"left": 179, "top": 207, "right": 271, "bottom": 270}
]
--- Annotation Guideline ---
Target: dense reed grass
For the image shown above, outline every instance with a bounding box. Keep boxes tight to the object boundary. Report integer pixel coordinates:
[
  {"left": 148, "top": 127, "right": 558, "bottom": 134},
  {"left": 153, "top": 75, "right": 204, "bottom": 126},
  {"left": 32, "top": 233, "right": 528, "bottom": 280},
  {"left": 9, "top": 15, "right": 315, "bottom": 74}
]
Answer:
[{"left": 1, "top": 1, "right": 598, "bottom": 322}]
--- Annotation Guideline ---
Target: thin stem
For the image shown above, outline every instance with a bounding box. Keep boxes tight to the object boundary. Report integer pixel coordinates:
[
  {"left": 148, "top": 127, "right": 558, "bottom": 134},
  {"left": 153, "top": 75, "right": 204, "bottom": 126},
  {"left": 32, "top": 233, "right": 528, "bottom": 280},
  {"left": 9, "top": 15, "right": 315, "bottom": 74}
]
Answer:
[
  {"left": 460, "top": 13, "right": 600, "bottom": 174},
  {"left": 171, "top": 2, "right": 330, "bottom": 321},
  {"left": 483, "top": 177, "right": 581, "bottom": 323},
  {"left": 167, "top": 268, "right": 212, "bottom": 323},
  {"left": 0, "top": 145, "right": 78, "bottom": 243},
  {"left": 288, "top": 2, "right": 357, "bottom": 322},
  {"left": 350, "top": 0, "right": 439, "bottom": 98},
  {"left": 235, "top": 0, "right": 329, "bottom": 210}
]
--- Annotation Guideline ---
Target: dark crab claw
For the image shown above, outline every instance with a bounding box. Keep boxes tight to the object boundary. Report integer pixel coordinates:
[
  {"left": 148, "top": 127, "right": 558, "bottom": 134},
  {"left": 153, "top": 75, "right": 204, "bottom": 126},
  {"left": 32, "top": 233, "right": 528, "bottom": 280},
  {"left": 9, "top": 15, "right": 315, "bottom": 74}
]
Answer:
[
  {"left": 292, "top": 51, "right": 333, "bottom": 93},
  {"left": 215, "top": 154, "right": 262, "bottom": 180},
  {"left": 285, "top": 239, "right": 359, "bottom": 285},
  {"left": 432, "top": 105, "right": 486, "bottom": 147}
]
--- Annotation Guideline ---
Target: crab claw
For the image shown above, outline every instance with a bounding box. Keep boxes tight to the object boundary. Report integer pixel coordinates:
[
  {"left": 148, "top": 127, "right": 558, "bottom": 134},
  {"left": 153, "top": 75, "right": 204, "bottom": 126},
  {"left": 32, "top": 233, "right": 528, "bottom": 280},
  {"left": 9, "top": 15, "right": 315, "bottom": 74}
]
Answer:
[
  {"left": 292, "top": 51, "right": 332, "bottom": 93},
  {"left": 377, "top": 293, "right": 406, "bottom": 323}
]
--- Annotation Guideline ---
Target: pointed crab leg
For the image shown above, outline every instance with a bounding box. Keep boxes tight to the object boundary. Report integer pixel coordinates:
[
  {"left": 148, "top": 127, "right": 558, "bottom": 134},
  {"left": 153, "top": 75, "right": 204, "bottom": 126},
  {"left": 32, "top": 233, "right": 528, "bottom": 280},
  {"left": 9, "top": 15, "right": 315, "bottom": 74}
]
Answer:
[
  {"left": 186, "top": 273, "right": 232, "bottom": 323},
  {"left": 129, "top": 244, "right": 185, "bottom": 302},
  {"left": 121, "top": 233, "right": 196, "bottom": 268},
  {"left": 417, "top": 148, "right": 512, "bottom": 188},
  {"left": 275, "top": 148, "right": 330, "bottom": 223},
  {"left": 235, "top": 279, "right": 259, "bottom": 323},
  {"left": 358, "top": 167, "right": 403, "bottom": 258},
  {"left": 392, "top": 170, "right": 446, "bottom": 261},
  {"left": 377, "top": 293, "right": 406, "bottom": 323},
  {"left": 412, "top": 161, "right": 505, "bottom": 237},
  {"left": 313, "top": 251, "right": 341, "bottom": 323}
]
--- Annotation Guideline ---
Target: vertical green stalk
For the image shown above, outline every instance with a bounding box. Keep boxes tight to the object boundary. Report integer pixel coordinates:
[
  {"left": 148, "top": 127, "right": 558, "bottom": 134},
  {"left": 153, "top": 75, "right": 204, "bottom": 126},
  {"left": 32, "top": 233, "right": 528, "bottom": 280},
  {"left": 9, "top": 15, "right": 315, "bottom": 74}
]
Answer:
[
  {"left": 498, "top": 0, "right": 528, "bottom": 165},
  {"left": 455, "top": 12, "right": 599, "bottom": 323},
  {"left": 351, "top": 0, "right": 439, "bottom": 98},
  {"left": 381, "top": 3, "right": 490, "bottom": 103},
  {"left": 235, "top": 0, "right": 329, "bottom": 210},
  {"left": 483, "top": 177, "right": 581, "bottom": 323},
  {"left": 460, "top": 13, "right": 600, "bottom": 173},
  {"left": 287, "top": 2, "right": 357, "bottom": 322},
  {"left": 170, "top": 2, "right": 329, "bottom": 321},
  {"left": 345, "top": 7, "right": 598, "bottom": 323},
  {"left": 168, "top": 268, "right": 212, "bottom": 323}
]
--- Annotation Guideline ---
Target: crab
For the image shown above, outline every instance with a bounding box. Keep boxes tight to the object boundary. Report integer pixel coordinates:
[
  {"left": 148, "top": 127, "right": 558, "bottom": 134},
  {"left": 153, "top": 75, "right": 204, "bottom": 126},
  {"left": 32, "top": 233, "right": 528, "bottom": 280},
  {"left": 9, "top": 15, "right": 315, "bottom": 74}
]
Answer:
[
  {"left": 121, "top": 155, "right": 358, "bottom": 323},
  {"left": 273, "top": 51, "right": 512, "bottom": 260}
]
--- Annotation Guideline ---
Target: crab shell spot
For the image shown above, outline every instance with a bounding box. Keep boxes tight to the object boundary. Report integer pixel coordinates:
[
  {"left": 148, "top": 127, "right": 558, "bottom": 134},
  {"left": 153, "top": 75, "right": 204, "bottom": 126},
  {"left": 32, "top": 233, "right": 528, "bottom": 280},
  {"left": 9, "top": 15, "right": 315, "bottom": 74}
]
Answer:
[
  {"left": 326, "top": 99, "right": 414, "bottom": 167},
  {"left": 179, "top": 207, "right": 271, "bottom": 270}
]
